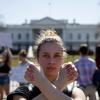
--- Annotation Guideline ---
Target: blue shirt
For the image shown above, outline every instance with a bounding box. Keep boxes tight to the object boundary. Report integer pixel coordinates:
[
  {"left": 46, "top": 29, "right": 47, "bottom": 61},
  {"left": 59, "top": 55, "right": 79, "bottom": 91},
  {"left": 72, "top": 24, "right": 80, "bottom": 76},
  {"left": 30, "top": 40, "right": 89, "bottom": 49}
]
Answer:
[{"left": 74, "top": 56, "right": 96, "bottom": 86}]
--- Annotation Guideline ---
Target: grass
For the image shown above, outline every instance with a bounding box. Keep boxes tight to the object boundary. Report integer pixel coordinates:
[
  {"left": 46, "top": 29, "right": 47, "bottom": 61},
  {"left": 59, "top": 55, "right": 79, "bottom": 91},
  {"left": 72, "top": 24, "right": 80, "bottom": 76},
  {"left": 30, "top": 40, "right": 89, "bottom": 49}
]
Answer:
[
  {"left": 11, "top": 56, "right": 34, "bottom": 67},
  {"left": 65, "top": 55, "right": 95, "bottom": 63},
  {"left": 11, "top": 55, "right": 95, "bottom": 67}
]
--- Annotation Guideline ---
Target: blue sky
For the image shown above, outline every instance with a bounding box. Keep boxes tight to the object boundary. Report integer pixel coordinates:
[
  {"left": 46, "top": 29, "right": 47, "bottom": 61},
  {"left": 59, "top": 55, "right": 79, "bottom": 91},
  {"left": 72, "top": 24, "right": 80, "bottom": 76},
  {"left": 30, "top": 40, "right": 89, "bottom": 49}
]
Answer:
[{"left": 0, "top": 0, "right": 100, "bottom": 24}]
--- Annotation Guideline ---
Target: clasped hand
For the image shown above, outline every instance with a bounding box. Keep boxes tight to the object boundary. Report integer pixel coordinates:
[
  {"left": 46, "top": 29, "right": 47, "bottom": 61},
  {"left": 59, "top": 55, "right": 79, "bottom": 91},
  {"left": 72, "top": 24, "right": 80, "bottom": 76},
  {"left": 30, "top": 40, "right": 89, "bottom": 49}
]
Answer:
[{"left": 24, "top": 62, "right": 78, "bottom": 89}]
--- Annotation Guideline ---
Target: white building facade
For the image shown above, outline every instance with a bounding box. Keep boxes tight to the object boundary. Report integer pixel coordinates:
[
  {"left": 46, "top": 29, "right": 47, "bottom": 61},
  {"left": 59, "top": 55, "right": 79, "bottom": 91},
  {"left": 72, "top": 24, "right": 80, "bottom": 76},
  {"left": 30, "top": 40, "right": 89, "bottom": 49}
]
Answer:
[{"left": 1, "top": 17, "right": 100, "bottom": 51}]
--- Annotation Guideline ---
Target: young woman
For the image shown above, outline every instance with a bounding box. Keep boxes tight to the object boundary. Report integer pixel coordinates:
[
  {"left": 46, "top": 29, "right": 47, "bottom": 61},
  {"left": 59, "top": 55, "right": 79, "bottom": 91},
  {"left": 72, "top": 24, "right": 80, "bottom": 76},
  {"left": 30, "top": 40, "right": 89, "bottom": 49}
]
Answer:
[
  {"left": 7, "top": 29, "right": 85, "bottom": 100},
  {"left": 0, "top": 48, "right": 12, "bottom": 99},
  {"left": 11, "top": 49, "right": 33, "bottom": 86}
]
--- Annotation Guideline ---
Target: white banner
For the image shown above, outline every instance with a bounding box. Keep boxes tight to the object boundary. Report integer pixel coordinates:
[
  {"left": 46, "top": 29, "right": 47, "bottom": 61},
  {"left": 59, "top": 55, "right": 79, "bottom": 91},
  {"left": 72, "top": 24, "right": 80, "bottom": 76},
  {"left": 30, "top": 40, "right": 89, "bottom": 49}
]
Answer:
[{"left": 0, "top": 32, "right": 12, "bottom": 48}]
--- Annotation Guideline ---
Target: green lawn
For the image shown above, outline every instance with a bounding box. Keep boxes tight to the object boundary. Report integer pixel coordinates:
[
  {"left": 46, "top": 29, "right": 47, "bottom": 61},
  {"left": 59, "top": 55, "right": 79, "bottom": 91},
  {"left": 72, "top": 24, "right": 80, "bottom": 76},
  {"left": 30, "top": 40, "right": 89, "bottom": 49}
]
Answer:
[
  {"left": 11, "top": 56, "right": 34, "bottom": 67},
  {"left": 11, "top": 55, "right": 95, "bottom": 67},
  {"left": 65, "top": 55, "right": 95, "bottom": 63}
]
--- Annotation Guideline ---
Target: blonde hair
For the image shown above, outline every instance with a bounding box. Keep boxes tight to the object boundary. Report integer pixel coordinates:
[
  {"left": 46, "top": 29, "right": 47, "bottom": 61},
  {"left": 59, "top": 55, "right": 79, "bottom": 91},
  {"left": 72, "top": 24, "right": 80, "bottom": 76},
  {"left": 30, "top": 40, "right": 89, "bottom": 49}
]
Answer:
[{"left": 34, "top": 29, "right": 66, "bottom": 58}]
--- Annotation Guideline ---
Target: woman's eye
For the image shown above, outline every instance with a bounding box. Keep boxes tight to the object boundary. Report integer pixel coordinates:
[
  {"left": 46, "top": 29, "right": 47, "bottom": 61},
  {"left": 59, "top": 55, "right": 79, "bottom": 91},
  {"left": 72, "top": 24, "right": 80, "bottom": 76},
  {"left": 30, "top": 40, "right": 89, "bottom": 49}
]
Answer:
[
  {"left": 54, "top": 54, "right": 62, "bottom": 58},
  {"left": 43, "top": 54, "right": 49, "bottom": 58}
]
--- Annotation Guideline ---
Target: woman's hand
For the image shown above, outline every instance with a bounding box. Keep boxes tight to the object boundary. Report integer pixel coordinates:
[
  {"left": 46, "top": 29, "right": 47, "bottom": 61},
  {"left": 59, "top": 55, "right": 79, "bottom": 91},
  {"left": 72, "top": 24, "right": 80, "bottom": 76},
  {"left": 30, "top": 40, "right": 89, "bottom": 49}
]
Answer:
[
  {"left": 24, "top": 64, "right": 45, "bottom": 87},
  {"left": 62, "top": 62, "right": 78, "bottom": 82},
  {"left": 56, "top": 62, "right": 78, "bottom": 90}
]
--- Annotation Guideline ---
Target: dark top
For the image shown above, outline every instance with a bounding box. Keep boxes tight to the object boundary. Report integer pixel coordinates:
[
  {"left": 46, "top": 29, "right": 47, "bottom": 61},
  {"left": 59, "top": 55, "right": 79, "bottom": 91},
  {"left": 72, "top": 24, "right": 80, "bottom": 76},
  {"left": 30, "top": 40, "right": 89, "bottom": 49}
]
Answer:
[
  {"left": 7, "top": 85, "right": 73, "bottom": 100},
  {"left": 0, "top": 62, "right": 11, "bottom": 73},
  {"left": 95, "top": 57, "right": 100, "bottom": 70}
]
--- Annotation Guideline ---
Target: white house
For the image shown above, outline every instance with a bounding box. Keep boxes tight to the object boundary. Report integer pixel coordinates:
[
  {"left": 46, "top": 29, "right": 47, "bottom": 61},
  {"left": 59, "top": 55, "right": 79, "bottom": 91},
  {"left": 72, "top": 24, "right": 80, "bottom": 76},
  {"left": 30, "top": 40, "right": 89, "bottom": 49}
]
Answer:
[{"left": 1, "top": 17, "right": 100, "bottom": 51}]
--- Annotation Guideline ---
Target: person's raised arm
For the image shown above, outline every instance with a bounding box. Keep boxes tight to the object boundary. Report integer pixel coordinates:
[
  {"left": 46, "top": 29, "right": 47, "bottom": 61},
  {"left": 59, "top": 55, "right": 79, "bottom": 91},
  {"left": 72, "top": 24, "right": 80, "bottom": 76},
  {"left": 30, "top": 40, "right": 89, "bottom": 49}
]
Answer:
[
  {"left": 25, "top": 63, "right": 85, "bottom": 100},
  {"left": 54, "top": 62, "right": 78, "bottom": 91}
]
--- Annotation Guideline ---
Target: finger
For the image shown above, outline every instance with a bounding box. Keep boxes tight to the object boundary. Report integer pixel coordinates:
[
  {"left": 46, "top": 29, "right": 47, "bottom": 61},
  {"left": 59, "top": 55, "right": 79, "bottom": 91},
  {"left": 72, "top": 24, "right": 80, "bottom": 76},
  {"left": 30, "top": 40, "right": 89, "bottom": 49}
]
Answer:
[
  {"left": 25, "top": 71, "right": 35, "bottom": 81},
  {"left": 27, "top": 64, "right": 35, "bottom": 70},
  {"left": 65, "top": 64, "right": 77, "bottom": 73},
  {"left": 26, "top": 64, "right": 35, "bottom": 72},
  {"left": 29, "top": 64, "right": 35, "bottom": 68},
  {"left": 65, "top": 67, "right": 78, "bottom": 78}
]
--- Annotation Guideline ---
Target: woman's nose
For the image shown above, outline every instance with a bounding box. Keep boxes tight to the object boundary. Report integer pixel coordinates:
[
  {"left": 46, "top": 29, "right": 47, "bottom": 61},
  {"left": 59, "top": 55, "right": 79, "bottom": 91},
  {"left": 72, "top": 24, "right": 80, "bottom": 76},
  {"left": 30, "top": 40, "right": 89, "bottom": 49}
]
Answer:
[{"left": 48, "top": 57, "right": 55, "bottom": 64}]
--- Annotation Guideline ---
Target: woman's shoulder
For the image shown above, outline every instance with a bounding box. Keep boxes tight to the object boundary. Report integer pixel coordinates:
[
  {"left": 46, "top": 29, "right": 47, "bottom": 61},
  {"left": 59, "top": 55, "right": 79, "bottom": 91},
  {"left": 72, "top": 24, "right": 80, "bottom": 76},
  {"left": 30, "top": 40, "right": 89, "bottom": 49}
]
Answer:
[
  {"left": 63, "top": 85, "right": 85, "bottom": 99},
  {"left": 72, "top": 87, "right": 86, "bottom": 99},
  {"left": 73, "top": 87, "right": 83, "bottom": 92}
]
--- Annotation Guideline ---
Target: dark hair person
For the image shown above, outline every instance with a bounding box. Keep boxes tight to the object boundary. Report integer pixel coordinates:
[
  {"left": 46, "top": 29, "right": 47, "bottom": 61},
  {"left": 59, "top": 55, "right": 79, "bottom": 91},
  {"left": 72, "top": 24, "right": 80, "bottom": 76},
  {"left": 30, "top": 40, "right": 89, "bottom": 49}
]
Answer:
[
  {"left": 74, "top": 44, "right": 97, "bottom": 100},
  {"left": 7, "top": 29, "right": 85, "bottom": 100},
  {"left": 0, "top": 48, "right": 12, "bottom": 99},
  {"left": 95, "top": 45, "right": 100, "bottom": 97},
  {"left": 95, "top": 45, "right": 100, "bottom": 70}
]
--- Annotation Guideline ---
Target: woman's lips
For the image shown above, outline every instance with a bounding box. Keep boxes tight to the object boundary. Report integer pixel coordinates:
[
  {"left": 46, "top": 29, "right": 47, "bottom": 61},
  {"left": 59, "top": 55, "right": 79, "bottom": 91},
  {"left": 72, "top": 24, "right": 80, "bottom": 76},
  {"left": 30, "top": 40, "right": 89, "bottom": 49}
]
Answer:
[{"left": 47, "top": 67, "right": 57, "bottom": 71}]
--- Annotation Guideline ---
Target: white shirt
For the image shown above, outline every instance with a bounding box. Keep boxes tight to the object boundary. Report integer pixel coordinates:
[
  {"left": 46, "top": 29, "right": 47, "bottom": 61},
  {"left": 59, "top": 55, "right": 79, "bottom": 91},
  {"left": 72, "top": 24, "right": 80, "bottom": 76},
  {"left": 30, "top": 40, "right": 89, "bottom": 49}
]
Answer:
[{"left": 10, "top": 60, "right": 33, "bottom": 83}]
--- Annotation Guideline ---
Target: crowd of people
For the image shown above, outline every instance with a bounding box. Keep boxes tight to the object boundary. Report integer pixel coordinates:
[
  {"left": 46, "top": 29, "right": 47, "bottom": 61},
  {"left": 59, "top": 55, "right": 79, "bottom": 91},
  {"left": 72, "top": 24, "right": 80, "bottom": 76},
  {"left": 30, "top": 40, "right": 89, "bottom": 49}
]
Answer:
[{"left": 0, "top": 29, "right": 100, "bottom": 100}]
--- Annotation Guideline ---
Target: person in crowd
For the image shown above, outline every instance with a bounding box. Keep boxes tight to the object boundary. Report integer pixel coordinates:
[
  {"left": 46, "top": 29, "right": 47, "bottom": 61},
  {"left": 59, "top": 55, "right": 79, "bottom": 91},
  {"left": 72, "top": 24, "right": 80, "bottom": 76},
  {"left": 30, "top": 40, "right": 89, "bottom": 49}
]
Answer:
[
  {"left": 7, "top": 29, "right": 85, "bottom": 100},
  {"left": 95, "top": 44, "right": 100, "bottom": 98},
  {"left": 11, "top": 49, "right": 33, "bottom": 86},
  {"left": 0, "top": 48, "right": 12, "bottom": 99},
  {"left": 74, "top": 44, "right": 97, "bottom": 100}
]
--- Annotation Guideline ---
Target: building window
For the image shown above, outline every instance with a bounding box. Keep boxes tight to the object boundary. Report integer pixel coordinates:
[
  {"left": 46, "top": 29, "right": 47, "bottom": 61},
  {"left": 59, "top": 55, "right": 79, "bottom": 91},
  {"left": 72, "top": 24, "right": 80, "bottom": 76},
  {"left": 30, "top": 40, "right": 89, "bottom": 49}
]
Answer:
[
  {"left": 86, "top": 33, "right": 89, "bottom": 45},
  {"left": 55, "top": 28, "right": 62, "bottom": 38},
  {"left": 33, "top": 29, "right": 40, "bottom": 40},
  {"left": 69, "top": 33, "right": 73, "bottom": 40},
  {"left": 18, "top": 33, "right": 21, "bottom": 40},
  {"left": 26, "top": 33, "right": 29, "bottom": 40},
  {"left": 33, "top": 29, "right": 40, "bottom": 34},
  {"left": 95, "top": 32, "right": 99, "bottom": 39},
  {"left": 11, "top": 33, "right": 14, "bottom": 39},
  {"left": 86, "top": 33, "right": 89, "bottom": 40},
  {"left": 77, "top": 33, "right": 81, "bottom": 40}
]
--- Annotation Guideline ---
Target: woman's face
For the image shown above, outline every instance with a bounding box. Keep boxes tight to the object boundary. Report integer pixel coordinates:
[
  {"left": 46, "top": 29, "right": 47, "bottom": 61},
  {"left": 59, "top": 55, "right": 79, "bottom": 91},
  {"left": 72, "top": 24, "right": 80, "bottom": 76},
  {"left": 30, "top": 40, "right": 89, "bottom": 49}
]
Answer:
[{"left": 38, "top": 42, "right": 64, "bottom": 77}]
